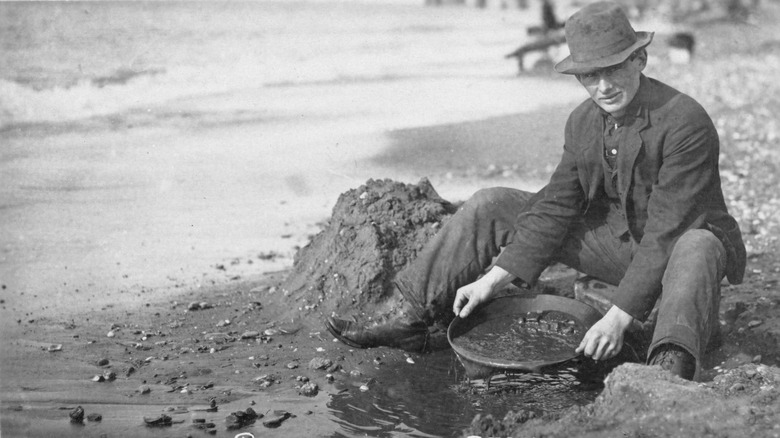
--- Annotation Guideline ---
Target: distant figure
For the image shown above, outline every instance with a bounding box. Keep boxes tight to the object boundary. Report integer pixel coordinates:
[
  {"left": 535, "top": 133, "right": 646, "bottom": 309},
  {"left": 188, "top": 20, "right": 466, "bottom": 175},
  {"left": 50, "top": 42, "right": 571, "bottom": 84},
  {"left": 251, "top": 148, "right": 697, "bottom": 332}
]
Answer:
[
  {"left": 506, "top": 0, "right": 566, "bottom": 73},
  {"left": 527, "top": 0, "right": 564, "bottom": 36},
  {"left": 541, "top": 0, "right": 563, "bottom": 33},
  {"left": 505, "top": 31, "right": 566, "bottom": 73},
  {"left": 667, "top": 32, "right": 695, "bottom": 64}
]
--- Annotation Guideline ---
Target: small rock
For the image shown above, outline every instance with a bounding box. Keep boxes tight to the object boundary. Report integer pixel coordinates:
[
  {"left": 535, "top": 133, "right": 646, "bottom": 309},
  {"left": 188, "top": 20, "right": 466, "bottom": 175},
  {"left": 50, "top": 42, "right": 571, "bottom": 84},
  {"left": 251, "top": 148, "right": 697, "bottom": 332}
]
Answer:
[
  {"left": 299, "top": 382, "right": 319, "bottom": 397},
  {"left": 97, "top": 358, "right": 109, "bottom": 367},
  {"left": 308, "top": 357, "right": 333, "bottom": 370},
  {"left": 139, "top": 385, "right": 151, "bottom": 394},
  {"left": 747, "top": 319, "right": 763, "bottom": 328},
  {"left": 102, "top": 370, "right": 116, "bottom": 381},
  {"left": 752, "top": 355, "right": 762, "bottom": 363},
  {"left": 240, "top": 331, "right": 260, "bottom": 339},
  {"left": 262, "top": 411, "right": 292, "bottom": 428},
  {"left": 92, "top": 375, "right": 105, "bottom": 383},
  {"left": 47, "top": 344, "right": 63, "bottom": 352},
  {"left": 106, "top": 331, "right": 115, "bottom": 338},
  {"left": 143, "top": 414, "right": 173, "bottom": 427},
  {"left": 729, "top": 383, "right": 745, "bottom": 392},
  {"left": 187, "top": 302, "right": 201, "bottom": 311},
  {"left": 359, "top": 384, "right": 369, "bottom": 392},
  {"left": 216, "top": 319, "right": 231, "bottom": 328},
  {"left": 406, "top": 357, "right": 415, "bottom": 364},
  {"left": 69, "top": 406, "right": 85, "bottom": 423},
  {"left": 87, "top": 413, "right": 103, "bottom": 422},
  {"left": 286, "top": 362, "right": 299, "bottom": 370},
  {"left": 226, "top": 407, "right": 260, "bottom": 429}
]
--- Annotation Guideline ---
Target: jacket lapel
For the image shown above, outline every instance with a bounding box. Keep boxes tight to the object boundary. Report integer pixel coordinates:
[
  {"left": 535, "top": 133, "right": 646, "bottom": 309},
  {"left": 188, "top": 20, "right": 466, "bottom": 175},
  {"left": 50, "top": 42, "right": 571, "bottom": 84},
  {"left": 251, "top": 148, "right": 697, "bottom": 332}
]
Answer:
[{"left": 618, "top": 76, "right": 653, "bottom": 204}]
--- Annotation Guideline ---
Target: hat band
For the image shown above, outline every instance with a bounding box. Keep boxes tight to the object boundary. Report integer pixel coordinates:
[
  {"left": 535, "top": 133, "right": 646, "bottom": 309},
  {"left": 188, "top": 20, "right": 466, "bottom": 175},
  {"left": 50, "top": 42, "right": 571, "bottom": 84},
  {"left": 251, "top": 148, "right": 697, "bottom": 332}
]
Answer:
[{"left": 570, "top": 34, "right": 636, "bottom": 64}]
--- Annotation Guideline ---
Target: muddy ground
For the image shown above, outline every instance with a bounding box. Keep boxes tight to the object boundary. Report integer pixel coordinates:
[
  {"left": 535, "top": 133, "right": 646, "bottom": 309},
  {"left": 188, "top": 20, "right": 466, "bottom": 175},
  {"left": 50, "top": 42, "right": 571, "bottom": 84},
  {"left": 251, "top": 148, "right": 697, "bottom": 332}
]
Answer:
[{"left": 3, "top": 4, "right": 780, "bottom": 438}]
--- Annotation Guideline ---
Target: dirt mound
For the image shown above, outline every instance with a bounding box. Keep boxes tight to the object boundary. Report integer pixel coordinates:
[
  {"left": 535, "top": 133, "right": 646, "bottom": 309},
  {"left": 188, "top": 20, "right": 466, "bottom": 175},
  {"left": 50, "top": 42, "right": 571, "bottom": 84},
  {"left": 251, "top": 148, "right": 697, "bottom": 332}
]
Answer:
[{"left": 281, "top": 178, "right": 457, "bottom": 318}]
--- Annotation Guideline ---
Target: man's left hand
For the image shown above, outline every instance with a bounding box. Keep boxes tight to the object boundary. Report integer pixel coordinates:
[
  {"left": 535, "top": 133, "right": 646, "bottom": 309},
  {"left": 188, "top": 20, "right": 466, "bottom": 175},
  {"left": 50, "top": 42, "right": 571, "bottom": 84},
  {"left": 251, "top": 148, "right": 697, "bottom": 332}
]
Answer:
[{"left": 575, "top": 305, "right": 633, "bottom": 361}]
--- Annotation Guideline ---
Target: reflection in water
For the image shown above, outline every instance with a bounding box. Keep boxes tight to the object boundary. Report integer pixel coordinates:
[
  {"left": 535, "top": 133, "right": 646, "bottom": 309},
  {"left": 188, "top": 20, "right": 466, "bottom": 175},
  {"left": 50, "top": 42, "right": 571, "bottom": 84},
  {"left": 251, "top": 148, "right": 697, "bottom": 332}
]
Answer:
[{"left": 327, "top": 350, "right": 618, "bottom": 438}]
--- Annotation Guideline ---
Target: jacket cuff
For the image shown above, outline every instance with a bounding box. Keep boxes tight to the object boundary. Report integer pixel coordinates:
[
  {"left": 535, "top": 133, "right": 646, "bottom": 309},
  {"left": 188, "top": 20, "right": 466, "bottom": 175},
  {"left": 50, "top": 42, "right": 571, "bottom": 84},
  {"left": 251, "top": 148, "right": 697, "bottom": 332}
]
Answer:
[
  {"left": 494, "top": 246, "right": 547, "bottom": 286},
  {"left": 608, "top": 285, "right": 657, "bottom": 322}
]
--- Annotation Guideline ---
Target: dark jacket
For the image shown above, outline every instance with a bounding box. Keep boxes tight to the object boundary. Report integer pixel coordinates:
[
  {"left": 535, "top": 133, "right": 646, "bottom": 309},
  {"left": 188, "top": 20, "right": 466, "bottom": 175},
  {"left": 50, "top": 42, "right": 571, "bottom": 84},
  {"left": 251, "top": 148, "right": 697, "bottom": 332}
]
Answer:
[{"left": 495, "top": 75, "right": 745, "bottom": 321}]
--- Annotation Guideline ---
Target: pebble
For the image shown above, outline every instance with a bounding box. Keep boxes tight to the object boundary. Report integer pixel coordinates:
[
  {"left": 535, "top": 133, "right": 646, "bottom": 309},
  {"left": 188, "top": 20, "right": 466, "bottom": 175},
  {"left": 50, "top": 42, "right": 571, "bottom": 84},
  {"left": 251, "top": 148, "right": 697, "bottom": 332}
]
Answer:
[
  {"left": 226, "top": 408, "right": 260, "bottom": 430},
  {"left": 286, "top": 362, "right": 299, "bottom": 369},
  {"left": 97, "top": 358, "right": 109, "bottom": 366},
  {"left": 359, "top": 384, "right": 369, "bottom": 392},
  {"left": 299, "top": 382, "right": 319, "bottom": 397},
  {"left": 47, "top": 344, "right": 62, "bottom": 352},
  {"left": 262, "top": 411, "right": 292, "bottom": 428},
  {"left": 86, "top": 413, "right": 103, "bottom": 422},
  {"left": 106, "top": 331, "right": 115, "bottom": 338},
  {"left": 216, "top": 319, "right": 231, "bottom": 328},
  {"left": 406, "top": 357, "right": 415, "bottom": 364},
  {"left": 143, "top": 414, "right": 173, "bottom": 427},
  {"left": 69, "top": 406, "right": 85, "bottom": 423},
  {"left": 752, "top": 355, "right": 762, "bottom": 363},
  {"left": 747, "top": 319, "right": 763, "bottom": 328},
  {"left": 240, "top": 331, "right": 260, "bottom": 339},
  {"left": 729, "top": 383, "right": 745, "bottom": 392},
  {"left": 309, "top": 357, "right": 333, "bottom": 370},
  {"left": 139, "top": 385, "right": 151, "bottom": 394}
]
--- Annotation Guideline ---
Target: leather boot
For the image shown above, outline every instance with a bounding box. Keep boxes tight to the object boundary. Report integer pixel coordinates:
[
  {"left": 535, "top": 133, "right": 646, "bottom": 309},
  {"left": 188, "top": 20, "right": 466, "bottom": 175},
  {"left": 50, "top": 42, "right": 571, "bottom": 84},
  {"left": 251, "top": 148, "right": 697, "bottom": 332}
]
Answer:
[
  {"left": 326, "top": 287, "right": 431, "bottom": 352},
  {"left": 325, "top": 316, "right": 429, "bottom": 352},
  {"left": 648, "top": 343, "right": 696, "bottom": 380}
]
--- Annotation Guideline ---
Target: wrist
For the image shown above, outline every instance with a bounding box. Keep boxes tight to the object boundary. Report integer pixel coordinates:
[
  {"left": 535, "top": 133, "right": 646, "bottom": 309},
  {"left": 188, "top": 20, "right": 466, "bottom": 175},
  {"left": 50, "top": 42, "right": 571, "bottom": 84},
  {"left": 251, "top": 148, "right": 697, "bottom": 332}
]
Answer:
[
  {"left": 606, "top": 305, "right": 634, "bottom": 328},
  {"left": 482, "top": 266, "right": 516, "bottom": 291}
]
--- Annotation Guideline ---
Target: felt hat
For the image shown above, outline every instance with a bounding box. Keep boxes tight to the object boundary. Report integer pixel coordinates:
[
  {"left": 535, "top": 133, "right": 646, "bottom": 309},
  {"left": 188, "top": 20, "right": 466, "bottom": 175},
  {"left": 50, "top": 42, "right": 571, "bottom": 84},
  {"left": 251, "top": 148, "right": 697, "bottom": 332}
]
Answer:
[{"left": 554, "top": 2, "right": 654, "bottom": 75}]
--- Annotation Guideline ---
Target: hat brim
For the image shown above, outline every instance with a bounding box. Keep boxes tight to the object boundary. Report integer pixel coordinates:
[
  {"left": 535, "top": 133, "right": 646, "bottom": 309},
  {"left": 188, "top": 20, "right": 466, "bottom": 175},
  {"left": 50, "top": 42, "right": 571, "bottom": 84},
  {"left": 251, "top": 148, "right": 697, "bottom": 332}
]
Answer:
[{"left": 554, "top": 31, "right": 654, "bottom": 75}]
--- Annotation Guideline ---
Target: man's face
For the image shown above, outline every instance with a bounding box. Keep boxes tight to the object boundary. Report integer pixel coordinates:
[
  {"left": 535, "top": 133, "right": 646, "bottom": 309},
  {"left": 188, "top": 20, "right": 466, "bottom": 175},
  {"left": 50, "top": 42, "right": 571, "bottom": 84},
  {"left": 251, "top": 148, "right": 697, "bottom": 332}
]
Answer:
[{"left": 576, "top": 51, "right": 646, "bottom": 117}]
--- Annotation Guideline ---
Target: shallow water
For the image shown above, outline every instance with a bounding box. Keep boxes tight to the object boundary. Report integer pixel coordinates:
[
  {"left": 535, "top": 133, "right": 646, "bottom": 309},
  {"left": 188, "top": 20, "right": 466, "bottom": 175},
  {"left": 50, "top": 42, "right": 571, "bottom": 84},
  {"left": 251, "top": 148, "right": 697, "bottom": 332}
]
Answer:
[
  {"left": 0, "top": 349, "right": 612, "bottom": 438},
  {"left": 327, "top": 350, "right": 609, "bottom": 437}
]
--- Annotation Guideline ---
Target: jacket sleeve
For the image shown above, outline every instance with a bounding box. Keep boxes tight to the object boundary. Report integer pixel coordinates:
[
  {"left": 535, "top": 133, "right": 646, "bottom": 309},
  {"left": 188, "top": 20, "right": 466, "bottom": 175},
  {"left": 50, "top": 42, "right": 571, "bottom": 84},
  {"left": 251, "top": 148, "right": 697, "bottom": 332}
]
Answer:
[
  {"left": 610, "top": 97, "right": 721, "bottom": 321},
  {"left": 495, "top": 115, "right": 586, "bottom": 283}
]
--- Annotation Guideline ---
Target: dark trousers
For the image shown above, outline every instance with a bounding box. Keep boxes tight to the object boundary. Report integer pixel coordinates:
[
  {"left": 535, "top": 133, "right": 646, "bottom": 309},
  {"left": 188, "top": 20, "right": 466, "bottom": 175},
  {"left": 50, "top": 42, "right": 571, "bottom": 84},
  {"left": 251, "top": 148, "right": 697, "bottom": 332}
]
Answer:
[{"left": 395, "top": 187, "right": 726, "bottom": 379}]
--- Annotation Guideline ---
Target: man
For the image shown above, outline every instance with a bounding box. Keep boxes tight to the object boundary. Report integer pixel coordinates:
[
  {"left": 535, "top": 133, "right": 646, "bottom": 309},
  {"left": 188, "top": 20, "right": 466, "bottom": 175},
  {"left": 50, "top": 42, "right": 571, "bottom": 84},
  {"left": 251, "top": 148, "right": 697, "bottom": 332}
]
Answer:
[{"left": 326, "top": 2, "right": 745, "bottom": 381}]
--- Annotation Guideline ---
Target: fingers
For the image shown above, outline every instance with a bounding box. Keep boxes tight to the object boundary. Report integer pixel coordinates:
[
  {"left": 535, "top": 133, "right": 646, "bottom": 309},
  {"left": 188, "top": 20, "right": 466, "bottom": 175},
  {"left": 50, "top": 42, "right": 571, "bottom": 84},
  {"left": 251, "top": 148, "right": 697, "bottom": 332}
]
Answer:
[
  {"left": 452, "top": 290, "right": 467, "bottom": 317},
  {"left": 459, "top": 300, "right": 477, "bottom": 318},
  {"left": 575, "top": 327, "right": 623, "bottom": 361}
]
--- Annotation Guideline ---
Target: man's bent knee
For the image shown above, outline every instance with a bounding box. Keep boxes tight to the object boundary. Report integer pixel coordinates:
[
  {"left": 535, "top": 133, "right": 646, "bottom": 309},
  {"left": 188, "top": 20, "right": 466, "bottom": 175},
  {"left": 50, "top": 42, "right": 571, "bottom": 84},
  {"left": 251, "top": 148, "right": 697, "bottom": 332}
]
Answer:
[
  {"left": 462, "top": 187, "right": 531, "bottom": 215},
  {"left": 671, "top": 229, "right": 725, "bottom": 260}
]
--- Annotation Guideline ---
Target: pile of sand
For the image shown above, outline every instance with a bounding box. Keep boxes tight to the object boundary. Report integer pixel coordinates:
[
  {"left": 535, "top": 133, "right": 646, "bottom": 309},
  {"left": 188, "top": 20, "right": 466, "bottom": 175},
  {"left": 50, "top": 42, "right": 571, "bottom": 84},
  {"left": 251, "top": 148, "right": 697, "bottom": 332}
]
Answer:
[{"left": 281, "top": 178, "right": 458, "bottom": 317}]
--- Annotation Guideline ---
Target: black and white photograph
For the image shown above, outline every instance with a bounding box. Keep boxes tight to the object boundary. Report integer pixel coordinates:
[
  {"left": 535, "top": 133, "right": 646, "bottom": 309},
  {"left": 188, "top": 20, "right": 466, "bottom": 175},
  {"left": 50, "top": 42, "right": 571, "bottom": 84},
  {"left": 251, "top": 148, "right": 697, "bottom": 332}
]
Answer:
[{"left": 1, "top": 0, "right": 779, "bottom": 437}]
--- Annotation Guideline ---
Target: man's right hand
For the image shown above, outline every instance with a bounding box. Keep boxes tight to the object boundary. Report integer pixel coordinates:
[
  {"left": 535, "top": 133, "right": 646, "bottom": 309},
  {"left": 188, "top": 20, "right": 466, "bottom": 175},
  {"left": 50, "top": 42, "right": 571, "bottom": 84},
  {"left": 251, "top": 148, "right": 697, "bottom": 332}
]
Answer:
[{"left": 453, "top": 266, "right": 515, "bottom": 318}]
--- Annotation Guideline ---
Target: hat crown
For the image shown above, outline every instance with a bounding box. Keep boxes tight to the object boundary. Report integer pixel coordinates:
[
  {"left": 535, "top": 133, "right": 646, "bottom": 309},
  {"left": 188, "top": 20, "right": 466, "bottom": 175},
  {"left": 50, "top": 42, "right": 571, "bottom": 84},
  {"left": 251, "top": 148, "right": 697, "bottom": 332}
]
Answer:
[{"left": 565, "top": 2, "right": 637, "bottom": 66}]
